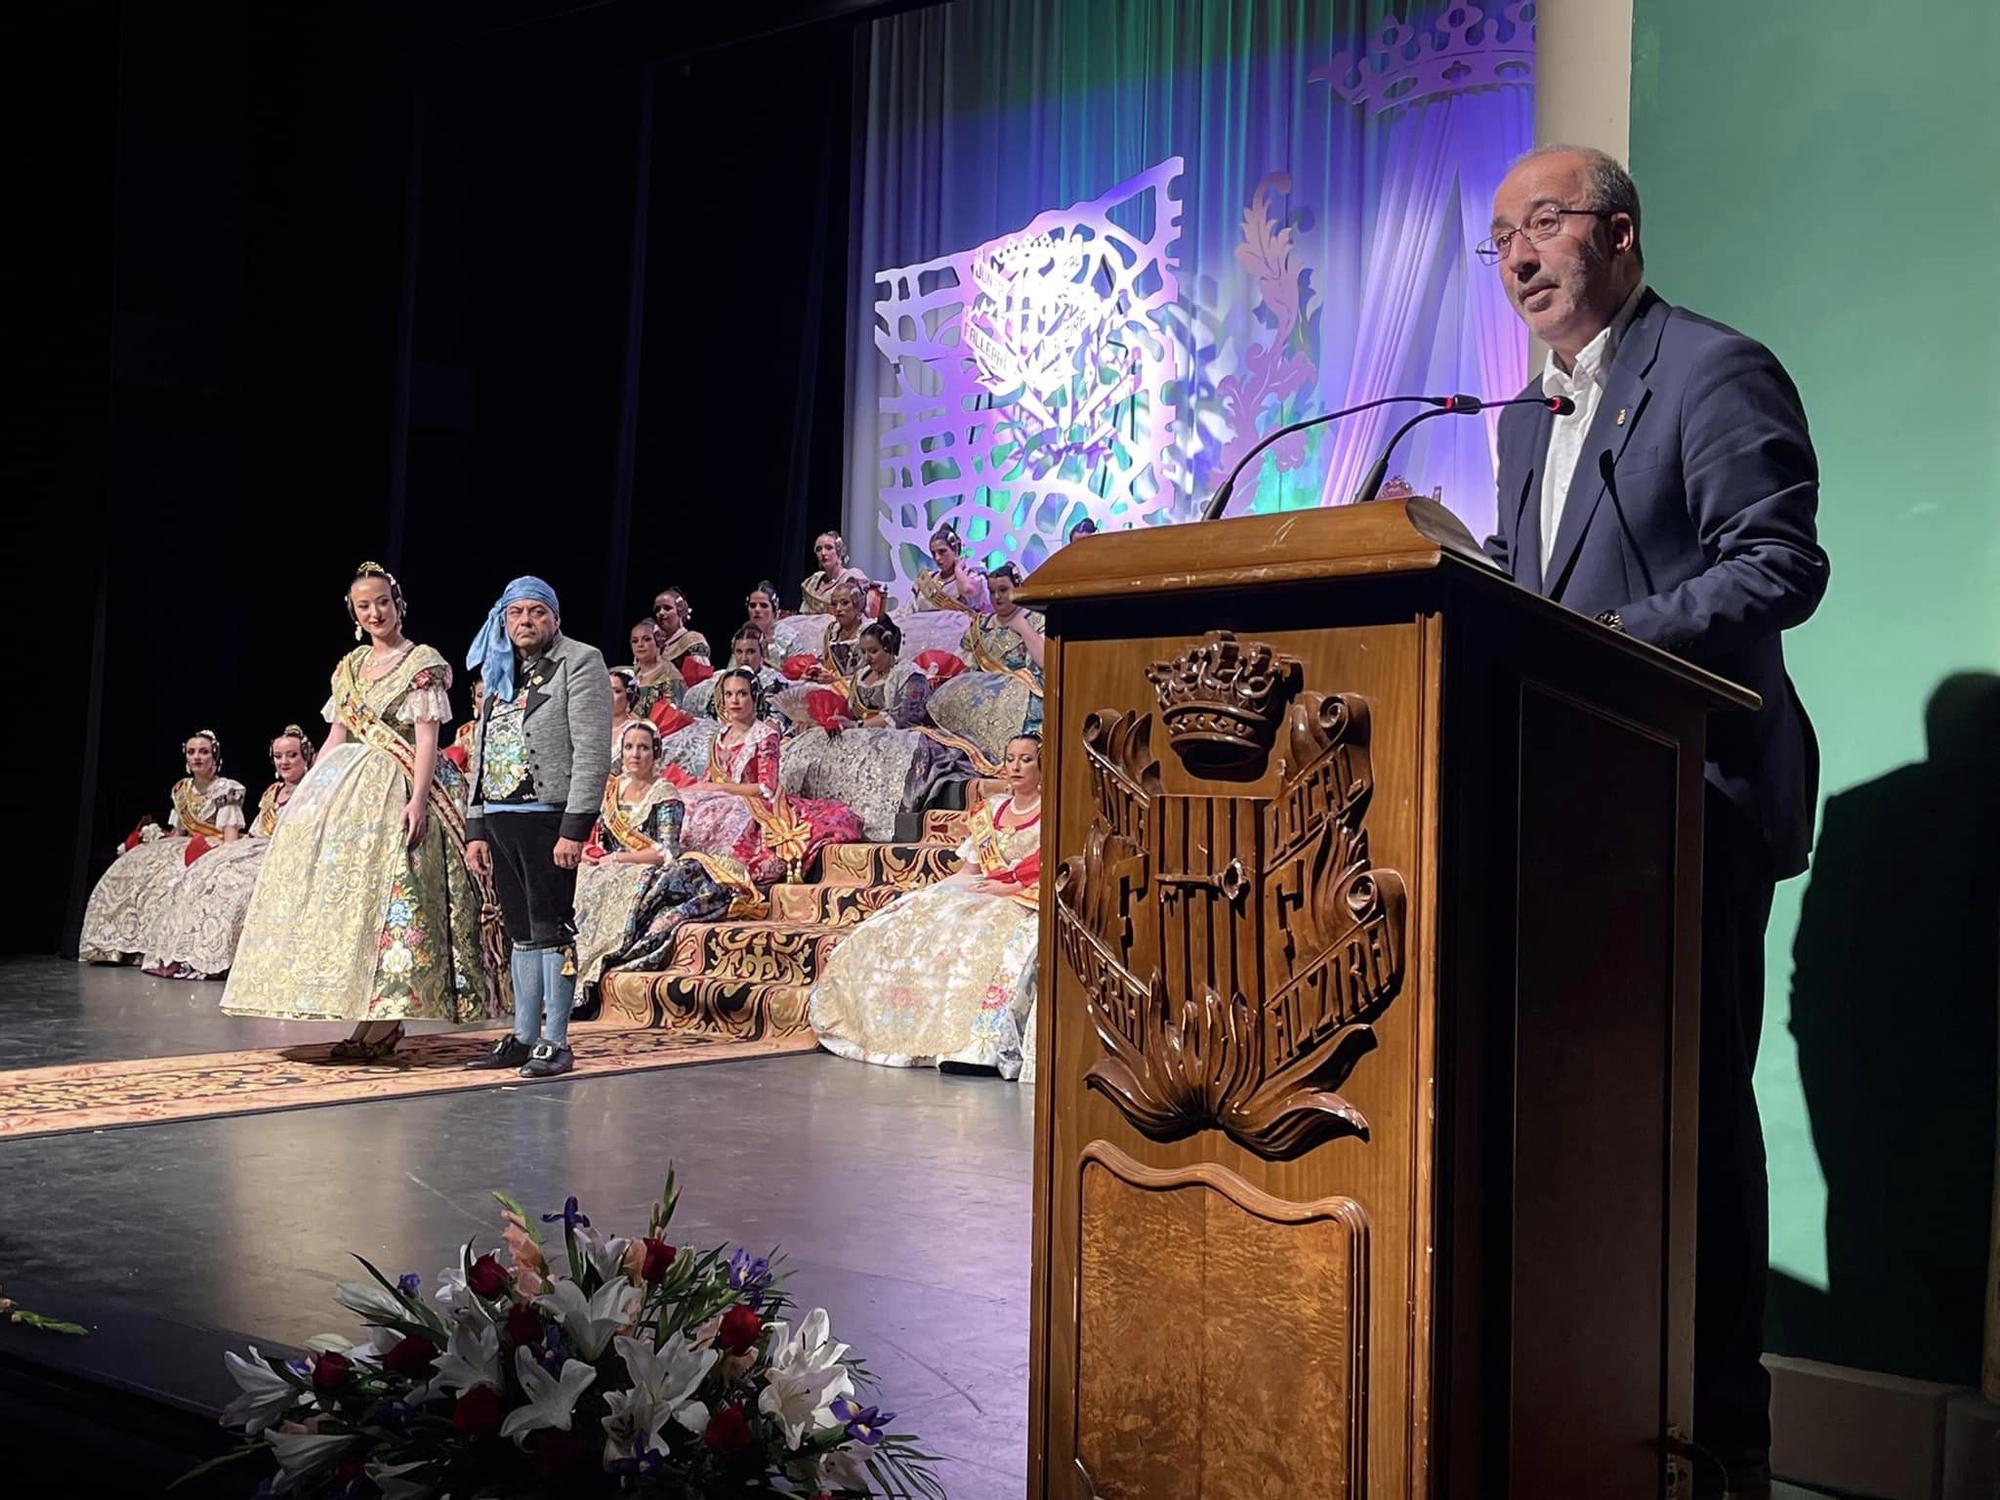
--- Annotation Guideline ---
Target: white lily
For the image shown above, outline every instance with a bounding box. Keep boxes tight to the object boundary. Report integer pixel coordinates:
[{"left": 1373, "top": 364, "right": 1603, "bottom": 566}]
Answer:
[
  {"left": 756, "top": 1309, "right": 854, "bottom": 1450},
  {"left": 499, "top": 1344, "right": 597, "bottom": 1444},
  {"left": 536, "top": 1275, "right": 639, "bottom": 1362},
  {"left": 598, "top": 1331, "right": 716, "bottom": 1460},
  {"left": 342, "top": 1323, "right": 404, "bottom": 1367},
  {"left": 818, "top": 1441, "right": 875, "bottom": 1494},
  {"left": 365, "top": 1459, "right": 436, "bottom": 1500},
  {"left": 432, "top": 1313, "right": 503, "bottom": 1394},
  {"left": 264, "top": 1426, "right": 356, "bottom": 1477},
  {"left": 432, "top": 1258, "right": 477, "bottom": 1317},
  {"left": 334, "top": 1277, "right": 411, "bottom": 1326},
  {"left": 220, "top": 1346, "right": 303, "bottom": 1435},
  {"left": 574, "top": 1226, "right": 634, "bottom": 1286}
]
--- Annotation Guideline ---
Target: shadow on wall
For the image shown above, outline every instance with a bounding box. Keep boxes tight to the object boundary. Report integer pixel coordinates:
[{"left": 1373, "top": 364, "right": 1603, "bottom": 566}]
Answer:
[{"left": 1769, "top": 673, "right": 2000, "bottom": 1383}]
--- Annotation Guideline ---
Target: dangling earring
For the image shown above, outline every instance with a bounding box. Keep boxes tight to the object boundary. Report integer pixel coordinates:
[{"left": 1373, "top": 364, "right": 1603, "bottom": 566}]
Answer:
[{"left": 355, "top": 625, "right": 365, "bottom": 641}]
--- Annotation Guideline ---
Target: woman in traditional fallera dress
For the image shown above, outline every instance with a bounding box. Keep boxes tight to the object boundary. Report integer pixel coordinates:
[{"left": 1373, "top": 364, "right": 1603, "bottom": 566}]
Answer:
[
  {"left": 798, "top": 530, "right": 869, "bottom": 616},
  {"left": 685, "top": 628, "right": 787, "bottom": 721},
  {"left": 677, "top": 668, "right": 863, "bottom": 884},
  {"left": 142, "top": 726, "right": 315, "bottom": 980},
  {"left": 78, "top": 731, "right": 247, "bottom": 964},
  {"left": 651, "top": 588, "right": 710, "bottom": 676},
  {"left": 572, "top": 720, "right": 758, "bottom": 988},
  {"left": 620, "top": 619, "right": 684, "bottom": 718},
  {"left": 809, "top": 733, "right": 1043, "bottom": 1078},
  {"left": 910, "top": 521, "right": 992, "bottom": 615},
  {"left": 927, "top": 560, "right": 1047, "bottom": 768},
  {"left": 222, "top": 563, "right": 498, "bottom": 1059}
]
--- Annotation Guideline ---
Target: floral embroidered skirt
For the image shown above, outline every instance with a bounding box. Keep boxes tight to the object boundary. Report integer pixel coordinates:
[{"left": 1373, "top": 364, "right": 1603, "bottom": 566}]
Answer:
[
  {"left": 808, "top": 880, "right": 1037, "bottom": 1078},
  {"left": 143, "top": 836, "right": 271, "bottom": 977},
  {"left": 221, "top": 743, "right": 496, "bottom": 1023},
  {"left": 77, "top": 838, "right": 195, "bottom": 964}
]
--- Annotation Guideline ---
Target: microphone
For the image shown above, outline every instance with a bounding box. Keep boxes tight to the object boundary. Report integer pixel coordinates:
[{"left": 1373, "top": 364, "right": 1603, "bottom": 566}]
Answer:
[
  {"left": 1200, "top": 392, "right": 1472, "bottom": 522},
  {"left": 1348, "top": 393, "right": 1575, "bottom": 508}
]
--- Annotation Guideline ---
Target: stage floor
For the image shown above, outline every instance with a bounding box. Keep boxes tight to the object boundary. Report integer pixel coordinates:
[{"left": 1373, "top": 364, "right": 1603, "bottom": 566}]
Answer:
[{"left": 0, "top": 958, "right": 1032, "bottom": 1499}]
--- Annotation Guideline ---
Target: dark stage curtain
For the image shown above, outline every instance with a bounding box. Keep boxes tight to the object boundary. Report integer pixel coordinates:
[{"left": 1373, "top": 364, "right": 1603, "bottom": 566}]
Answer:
[{"left": 21, "top": 7, "right": 858, "bottom": 956}]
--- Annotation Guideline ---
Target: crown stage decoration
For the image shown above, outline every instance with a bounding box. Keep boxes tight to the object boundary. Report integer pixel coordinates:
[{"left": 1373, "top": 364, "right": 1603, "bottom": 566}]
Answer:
[{"left": 1313, "top": 2, "right": 1537, "bottom": 116}]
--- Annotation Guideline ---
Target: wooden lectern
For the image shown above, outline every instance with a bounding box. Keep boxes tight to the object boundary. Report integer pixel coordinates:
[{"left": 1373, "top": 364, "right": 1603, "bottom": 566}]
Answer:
[{"left": 1017, "top": 500, "right": 1756, "bottom": 1499}]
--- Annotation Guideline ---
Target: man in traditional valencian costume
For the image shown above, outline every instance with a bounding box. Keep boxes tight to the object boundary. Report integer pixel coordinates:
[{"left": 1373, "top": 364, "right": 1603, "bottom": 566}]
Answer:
[{"left": 461, "top": 577, "right": 611, "bottom": 1078}]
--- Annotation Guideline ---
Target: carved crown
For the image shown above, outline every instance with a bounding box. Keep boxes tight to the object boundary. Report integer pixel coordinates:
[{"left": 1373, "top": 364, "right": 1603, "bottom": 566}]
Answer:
[{"left": 1145, "top": 631, "right": 1303, "bottom": 776}]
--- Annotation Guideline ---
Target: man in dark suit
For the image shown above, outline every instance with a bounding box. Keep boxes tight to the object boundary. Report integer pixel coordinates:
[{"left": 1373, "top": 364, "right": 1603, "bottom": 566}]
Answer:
[{"left": 1481, "top": 145, "right": 1830, "bottom": 1499}]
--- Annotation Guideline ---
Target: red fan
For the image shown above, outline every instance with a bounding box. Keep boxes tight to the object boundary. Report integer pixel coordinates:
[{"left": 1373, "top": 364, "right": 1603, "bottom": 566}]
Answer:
[
  {"left": 182, "top": 835, "right": 212, "bottom": 867},
  {"left": 649, "top": 702, "right": 695, "bottom": 735},
  {"left": 660, "top": 762, "right": 697, "bottom": 789},
  {"left": 121, "top": 818, "right": 157, "bottom": 852},
  {"left": 440, "top": 744, "right": 470, "bottom": 774},
  {"left": 914, "top": 650, "right": 966, "bottom": 688},
  {"left": 680, "top": 657, "right": 715, "bottom": 688},
  {"left": 804, "top": 688, "right": 850, "bottom": 734},
  {"left": 780, "top": 653, "right": 821, "bottom": 681}
]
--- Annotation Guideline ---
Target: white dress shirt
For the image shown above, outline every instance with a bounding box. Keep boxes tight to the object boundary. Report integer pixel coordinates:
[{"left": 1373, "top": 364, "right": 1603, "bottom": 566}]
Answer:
[{"left": 1539, "top": 281, "right": 1647, "bottom": 577}]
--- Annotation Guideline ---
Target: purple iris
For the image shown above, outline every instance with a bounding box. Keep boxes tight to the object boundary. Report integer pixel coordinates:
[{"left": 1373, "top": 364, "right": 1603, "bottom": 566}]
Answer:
[
  {"left": 396, "top": 1272, "right": 421, "bottom": 1297},
  {"left": 726, "top": 1247, "right": 772, "bottom": 1306},
  {"left": 831, "top": 1396, "right": 894, "bottom": 1447},
  {"left": 541, "top": 1195, "right": 590, "bottom": 1231},
  {"left": 608, "top": 1436, "right": 665, "bottom": 1478}
]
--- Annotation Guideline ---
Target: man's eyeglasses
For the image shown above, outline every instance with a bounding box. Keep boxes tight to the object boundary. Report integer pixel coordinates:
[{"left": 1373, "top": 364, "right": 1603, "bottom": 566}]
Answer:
[{"left": 1476, "top": 208, "right": 1612, "bottom": 265}]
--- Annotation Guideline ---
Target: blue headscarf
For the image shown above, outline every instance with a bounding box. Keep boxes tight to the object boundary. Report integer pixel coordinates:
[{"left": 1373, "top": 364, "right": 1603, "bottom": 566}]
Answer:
[{"left": 467, "top": 576, "right": 560, "bottom": 703}]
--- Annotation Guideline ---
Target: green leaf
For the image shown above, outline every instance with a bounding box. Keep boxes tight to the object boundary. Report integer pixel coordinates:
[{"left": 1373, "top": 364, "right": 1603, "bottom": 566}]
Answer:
[{"left": 492, "top": 1190, "right": 543, "bottom": 1246}]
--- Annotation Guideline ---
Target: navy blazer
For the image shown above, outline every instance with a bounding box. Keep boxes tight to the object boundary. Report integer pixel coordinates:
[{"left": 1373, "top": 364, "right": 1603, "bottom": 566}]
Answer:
[{"left": 1483, "top": 289, "right": 1829, "bottom": 878}]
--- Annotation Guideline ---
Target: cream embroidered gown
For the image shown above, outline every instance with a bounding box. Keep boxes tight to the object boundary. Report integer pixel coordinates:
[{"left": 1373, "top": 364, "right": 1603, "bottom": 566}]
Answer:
[
  {"left": 78, "top": 776, "right": 247, "bottom": 963},
  {"left": 141, "top": 780, "right": 294, "bottom": 977},
  {"left": 808, "top": 795, "right": 1040, "bottom": 1078},
  {"left": 221, "top": 645, "right": 497, "bottom": 1023}
]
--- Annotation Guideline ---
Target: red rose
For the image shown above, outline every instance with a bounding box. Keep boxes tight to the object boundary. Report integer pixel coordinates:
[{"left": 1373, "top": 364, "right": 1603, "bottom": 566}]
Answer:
[
  {"left": 454, "top": 1383, "right": 504, "bottom": 1438},
  {"left": 537, "top": 1427, "right": 579, "bottom": 1475},
  {"left": 505, "top": 1304, "right": 543, "bottom": 1348},
  {"left": 466, "top": 1253, "right": 509, "bottom": 1298},
  {"left": 381, "top": 1334, "right": 438, "bottom": 1379},
  {"left": 716, "top": 1304, "right": 763, "bottom": 1354},
  {"left": 640, "top": 1237, "right": 676, "bottom": 1283},
  {"left": 703, "top": 1402, "right": 753, "bottom": 1455},
  {"left": 310, "top": 1350, "right": 351, "bottom": 1390}
]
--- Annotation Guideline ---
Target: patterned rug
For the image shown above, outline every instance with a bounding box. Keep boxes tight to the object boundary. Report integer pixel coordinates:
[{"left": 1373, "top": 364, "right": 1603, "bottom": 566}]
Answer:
[{"left": 0, "top": 1027, "right": 820, "bottom": 1141}]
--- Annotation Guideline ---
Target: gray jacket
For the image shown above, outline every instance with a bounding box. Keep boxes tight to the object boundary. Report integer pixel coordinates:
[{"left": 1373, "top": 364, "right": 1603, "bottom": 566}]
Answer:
[{"left": 464, "top": 631, "right": 613, "bottom": 844}]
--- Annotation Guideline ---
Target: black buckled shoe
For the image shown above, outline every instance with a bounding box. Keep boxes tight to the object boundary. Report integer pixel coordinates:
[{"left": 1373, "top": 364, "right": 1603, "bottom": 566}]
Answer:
[
  {"left": 519, "top": 1042, "right": 574, "bottom": 1078},
  {"left": 465, "top": 1035, "right": 534, "bottom": 1071}
]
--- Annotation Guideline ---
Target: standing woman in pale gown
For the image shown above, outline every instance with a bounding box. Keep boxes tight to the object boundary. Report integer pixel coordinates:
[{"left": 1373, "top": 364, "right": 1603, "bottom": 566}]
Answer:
[
  {"left": 142, "top": 725, "right": 315, "bottom": 980},
  {"left": 222, "top": 563, "right": 499, "bottom": 1059},
  {"left": 809, "top": 734, "right": 1043, "bottom": 1078},
  {"left": 78, "top": 731, "right": 246, "bottom": 964}
]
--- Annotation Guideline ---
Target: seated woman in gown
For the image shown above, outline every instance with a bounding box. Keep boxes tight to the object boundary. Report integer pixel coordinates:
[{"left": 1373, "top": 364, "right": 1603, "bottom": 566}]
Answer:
[
  {"left": 142, "top": 725, "right": 315, "bottom": 980},
  {"left": 684, "top": 626, "right": 787, "bottom": 721},
  {"left": 909, "top": 521, "right": 991, "bottom": 615},
  {"left": 78, "top": 730, "right": 247, "bottom": 964},
  {"left": 620, "top": 618, "right": 684, "bottom": 718},
  {"left": 677, "top": 668, "right": 863, "bottom": 884},
  {"left": 807, "top": 579, "right": 867, "bottom": 686},
  {"left": 809, "top": 733, "right": 1042, "bottom": 1078},
  {"left": 927, "top": 560, "right": 1047, "bottom": 766},
  {"left": 222, "top": 562, "right": 498, "bottom": 1060},
  {"left": 651, "top": 588, "right": 710, "bottom": 678},
  {"left": 571, "top": 719, "right": 758, "bottom": 997},
  {"left": 798, "top": 530, "right": 869, "bottom": 616}
]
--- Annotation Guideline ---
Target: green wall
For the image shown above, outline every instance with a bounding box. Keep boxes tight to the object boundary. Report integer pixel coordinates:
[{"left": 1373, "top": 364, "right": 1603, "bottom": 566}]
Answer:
[{"left": 1629, "top": 0, "right": 2000, "bottom": 1365}]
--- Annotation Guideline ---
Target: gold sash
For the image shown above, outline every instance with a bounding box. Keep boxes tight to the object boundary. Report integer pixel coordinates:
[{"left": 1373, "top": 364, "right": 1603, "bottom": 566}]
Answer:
[
  {"left": 966, "top": 617, "right": 1044, "bottom": 698},
  {"left": 170, "top": 779, "right": 227, "bottom": 840},
  {"left": 914, "top": 568, "right": 977, "bottom": 615},
  {"left": 847, "top": 668, "right": 1003, "bottom": 776},
  {"left": 333, "top": 653, "right": 468, "bottom": 850},
  {"left": 253, "top": 782, "right": 284, "bottom": 837},
  {"left": 599, "top": 774, "right": 678, "bottom": 853}
]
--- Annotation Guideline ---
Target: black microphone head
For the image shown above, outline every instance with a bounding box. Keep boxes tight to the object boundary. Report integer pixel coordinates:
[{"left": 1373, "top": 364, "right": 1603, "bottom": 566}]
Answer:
[
  {"left": 1547, "top": 395, "right": 1577, "bottom": 416},
  {"left": 1443, "top": 393, "right": 1484, "bottom": 413}
]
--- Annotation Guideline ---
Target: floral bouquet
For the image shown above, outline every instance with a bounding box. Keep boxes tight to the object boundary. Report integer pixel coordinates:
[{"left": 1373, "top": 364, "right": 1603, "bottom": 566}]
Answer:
[{"left": 201, "top": 1176, "right": 941, "bottom": 1497}]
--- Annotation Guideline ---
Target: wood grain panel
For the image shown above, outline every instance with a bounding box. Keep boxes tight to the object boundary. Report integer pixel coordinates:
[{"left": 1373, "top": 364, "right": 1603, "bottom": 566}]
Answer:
[{"left": 1074, "top": 1143, "right": 1369, "bottom": 1499}]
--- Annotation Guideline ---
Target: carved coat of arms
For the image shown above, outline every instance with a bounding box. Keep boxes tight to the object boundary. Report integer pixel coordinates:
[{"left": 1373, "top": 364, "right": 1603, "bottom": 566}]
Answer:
[{"left": 1053, "top": 632, "right": 1407, "bottom": 1160}]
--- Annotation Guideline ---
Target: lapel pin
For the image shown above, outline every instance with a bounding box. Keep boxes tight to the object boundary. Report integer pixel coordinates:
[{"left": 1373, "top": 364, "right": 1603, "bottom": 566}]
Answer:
[{"left": 1615, "top": 407, "right": 1627, "bottom": 427}]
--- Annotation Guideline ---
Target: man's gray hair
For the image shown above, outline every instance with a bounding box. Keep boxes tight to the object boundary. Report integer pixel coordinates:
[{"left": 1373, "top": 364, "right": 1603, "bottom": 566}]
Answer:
[{"left": 1515, "top": 144, "right": 1644, "bottom": 269}]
